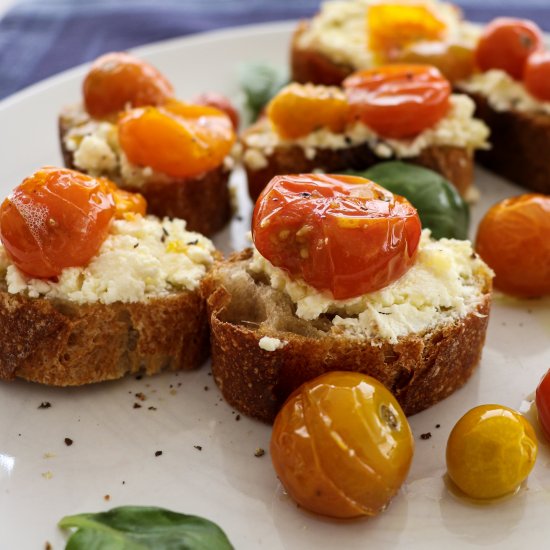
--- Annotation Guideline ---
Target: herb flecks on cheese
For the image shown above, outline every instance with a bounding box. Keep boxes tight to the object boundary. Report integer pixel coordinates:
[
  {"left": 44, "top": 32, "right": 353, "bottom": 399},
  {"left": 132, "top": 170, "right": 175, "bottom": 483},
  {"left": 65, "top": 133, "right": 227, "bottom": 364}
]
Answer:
[
  {"left": 0, "top": 216, "right": 215, "bottom": 304},
  {"left": 249, "top": 229, "right": 493, "bottom": 344}
]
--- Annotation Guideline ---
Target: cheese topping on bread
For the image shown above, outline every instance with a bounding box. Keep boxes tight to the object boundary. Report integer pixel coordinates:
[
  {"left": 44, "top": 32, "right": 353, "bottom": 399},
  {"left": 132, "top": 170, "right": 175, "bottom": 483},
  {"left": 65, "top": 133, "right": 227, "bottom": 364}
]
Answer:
[
  {"left": 243, "top": 94, "right": 489, "bottom": 169},
  {"left": 296, "top": 0, "right": 480, "bottom": 70},
  {"left": 0, "top": 216, "right": 214, "bottom": 304},
  {"left": 458, "top": 69, "right": 550, "bottom": 115},
  {"left": 249, "top": 230, "right": 493, "bottom": 344}
]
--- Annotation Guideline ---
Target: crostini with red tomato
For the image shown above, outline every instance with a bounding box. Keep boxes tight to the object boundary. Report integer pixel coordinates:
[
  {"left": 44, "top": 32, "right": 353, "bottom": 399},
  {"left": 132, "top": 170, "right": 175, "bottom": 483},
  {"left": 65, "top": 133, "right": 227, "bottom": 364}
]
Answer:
[
  {"left": 59, "top": 52, "right": 238, "bottom": 236},
  {"left": 201, "top": 173, "right": 494, "bottom": 423},
  {"left": 0, "top": 167, "right": 216, "bottom": 385},
  {"left": 241, "top": 65, "right": 489, "bottom": 200}
]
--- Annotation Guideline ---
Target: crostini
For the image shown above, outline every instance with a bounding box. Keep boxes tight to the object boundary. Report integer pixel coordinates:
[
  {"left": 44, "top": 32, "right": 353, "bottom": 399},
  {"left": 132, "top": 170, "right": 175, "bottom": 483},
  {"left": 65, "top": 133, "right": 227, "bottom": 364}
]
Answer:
[
  {"left": 242, "top": 66, "right": 489, "bottom": 200},
  {"left": 0, "top": 167, "right": 215, "bottom": 385},
  {"left": 202, "top": 174, "right": 493, "bottom": 423},
  {"left": 59, "top": 52, "right": 237, "bottom": 236}
]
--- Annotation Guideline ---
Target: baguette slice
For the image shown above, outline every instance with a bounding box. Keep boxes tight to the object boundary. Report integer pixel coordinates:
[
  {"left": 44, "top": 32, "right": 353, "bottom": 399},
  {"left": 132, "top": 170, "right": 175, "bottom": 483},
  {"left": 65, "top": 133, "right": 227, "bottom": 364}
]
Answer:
[
  {"left": 0, "top": 285, "right": 209, "bottom": 385},
  {"left": 59, "top": 107, "right": 232, "bottom": 237},
  {"left": 202, "top": 249, "right": 492, "bottom": 424},
  {"left": 461, "top": 91, "right": 550, "bottom": 194}
]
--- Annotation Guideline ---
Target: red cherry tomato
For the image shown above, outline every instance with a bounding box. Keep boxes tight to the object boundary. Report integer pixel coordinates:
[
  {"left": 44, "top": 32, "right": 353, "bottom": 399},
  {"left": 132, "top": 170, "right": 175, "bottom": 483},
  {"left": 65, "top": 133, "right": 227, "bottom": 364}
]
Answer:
[
  {"left": 343, "top": 65, "right": 451, "bottom": 138},
  {"left": 475, "top": 194, "right": 550, "bottom": 297},
  {"left": 252, "top": 173, "right": 422, "bottom": 300},
  {"left": 524, "top": 50, "right": 550, "bottom": 102},
  {"left": 475, "top": 18, "right": 543, "bottom": 80},
  {"left": 83, "top": 52, "right": 174, "bottom": 118},
  {"left": 0, "top": 167, "right": 116, "bottom": 278},
  {"left": 271, "top": 372, "right": 414, "bottom": 518},
  {"left": 536, "top": 369, "right": 550, "bottom": 442},
  {"left": 118, "top": 99, "right": 235, "bottom": 179},
  {"left": 192, "top": 92, "right": 240, "bottom": 130}
]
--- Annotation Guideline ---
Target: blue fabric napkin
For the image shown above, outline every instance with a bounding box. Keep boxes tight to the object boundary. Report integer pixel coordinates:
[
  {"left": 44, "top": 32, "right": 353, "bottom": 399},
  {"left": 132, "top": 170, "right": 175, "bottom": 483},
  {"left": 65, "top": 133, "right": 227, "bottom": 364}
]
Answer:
[{"left": 1, "top": 0, "right": 550, "bottom": 100}]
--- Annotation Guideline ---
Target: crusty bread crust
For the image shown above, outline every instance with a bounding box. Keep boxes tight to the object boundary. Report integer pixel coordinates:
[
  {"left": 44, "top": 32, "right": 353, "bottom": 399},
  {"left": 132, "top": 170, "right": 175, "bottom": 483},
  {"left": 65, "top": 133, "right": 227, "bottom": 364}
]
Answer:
[
  {"left": 202, "top": 250, "right": 492, "bottom": 423},
  {"left": 463, "top": 92, "right": 550, "bottom": 194},
  {"left": 59, "top": 114, "right": 232, "bottom": 237},
  {"left": 0, "top": 286, "right": 209, "bottom": 386},
  {"left": 244, "top": 138, "right": 473, "bottom": 201},
  {"left": 291, "top": 22, "right": 354, "bottom": 86}
]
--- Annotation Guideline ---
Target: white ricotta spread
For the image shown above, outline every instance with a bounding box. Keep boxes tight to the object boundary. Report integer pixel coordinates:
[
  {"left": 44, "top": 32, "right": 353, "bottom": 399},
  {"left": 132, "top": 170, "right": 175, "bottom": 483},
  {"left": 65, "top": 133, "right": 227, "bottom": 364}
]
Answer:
[
  {"left": 243, "top": 94, "right": 489, "bottom": 167},
  {"left": 258, "top": 336, "right": 288, "bottom": 351},
  {"left": 249, "top": 229, "right": 493, "bottom": 344},
  {"left": 0, "top": 215, "right": 215, "bottom": 304},
  {"left": 296, "top": 0, "right": 480, "bottom": 70},
  {"left": 458, "top": 69, "right": 550, "bottom": 115}
]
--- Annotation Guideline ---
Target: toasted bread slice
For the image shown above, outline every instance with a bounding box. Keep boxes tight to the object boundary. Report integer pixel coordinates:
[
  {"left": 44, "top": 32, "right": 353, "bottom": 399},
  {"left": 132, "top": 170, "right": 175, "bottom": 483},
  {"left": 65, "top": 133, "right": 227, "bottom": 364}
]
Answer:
[
  {"left": 202, "top": 247, "right": 492, "bottom": 423},
  {"left": 59, "top": 106, "right": 232, "bottom": 237}
]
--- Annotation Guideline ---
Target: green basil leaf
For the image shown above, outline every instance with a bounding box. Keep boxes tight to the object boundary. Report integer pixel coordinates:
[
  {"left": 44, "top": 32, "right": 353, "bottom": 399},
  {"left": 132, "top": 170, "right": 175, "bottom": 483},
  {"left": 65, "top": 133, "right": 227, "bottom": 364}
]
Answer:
[
  {"left": 59, "top": 506, "right": 234, "bottom": 550},
  {"left": 238, "top": 62, "right": 288, "bottom": 123},
  {"left": 344, "top": 161, "right": 470, "bottom": 240}
]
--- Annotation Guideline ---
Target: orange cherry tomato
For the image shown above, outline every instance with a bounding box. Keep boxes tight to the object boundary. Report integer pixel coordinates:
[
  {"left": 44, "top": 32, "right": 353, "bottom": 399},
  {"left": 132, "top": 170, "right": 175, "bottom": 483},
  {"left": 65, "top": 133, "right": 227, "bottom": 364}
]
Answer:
[
  {"left": 343, "top": 65, "right": 451, "bottom": 139},
  {"left": 83, "top": 52, "right": 174, "bottom": 119},
  {"left": 524, "top": 50, "right": 550, "bottom": 102},
  {"left": 0, "top": 167, "right": 116, "bottom": 278},
  {"left": 252, "top": 174, "right": 422, "bottom": 300},
  {"left": 475, "top": 194, "right": 550, "bottom": 297},
  {"left": 192, "top": 92, "right": 240, "bottom": 130},
  {"left": 266, "top": 83, "right": 350, "bottom": 139},
  {"left": 271, "top": 371, "right": 414, "bottom": 518},
  {"left": 100, "top": 178, "right": 147, "bottom": 219},
  {"left": 118, "top": 99, "right": 235, "bottom": 179},
  {"left": 367, "top": 3, "right": 447, "bottom": 62},
  {"left": 536, "top": 369, "right": 550, "bottom": 442},
  {"left": 475, "top": 18, "right": 543, "bottom": 80}
]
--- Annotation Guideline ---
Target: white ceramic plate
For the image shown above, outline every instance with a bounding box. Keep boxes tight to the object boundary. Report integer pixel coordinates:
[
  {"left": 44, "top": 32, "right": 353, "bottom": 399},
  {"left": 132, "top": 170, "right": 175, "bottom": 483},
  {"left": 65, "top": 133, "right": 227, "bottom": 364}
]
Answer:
[{"left": 1, "top": 21, "right": 550, "bottom": 550}]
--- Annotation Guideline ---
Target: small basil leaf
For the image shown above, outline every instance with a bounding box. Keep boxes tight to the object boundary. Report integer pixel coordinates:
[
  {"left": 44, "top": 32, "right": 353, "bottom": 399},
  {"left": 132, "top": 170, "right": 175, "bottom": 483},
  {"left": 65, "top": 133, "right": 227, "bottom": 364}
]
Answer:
[
  {"left": 59, "top": 506, "right": 234, "bottom": 550},
  {"left": 239, "top": 62, "right": 288, "bottom": 123},
  {"left": 344, "top": 161, "right": 470, "bottom": 240}
]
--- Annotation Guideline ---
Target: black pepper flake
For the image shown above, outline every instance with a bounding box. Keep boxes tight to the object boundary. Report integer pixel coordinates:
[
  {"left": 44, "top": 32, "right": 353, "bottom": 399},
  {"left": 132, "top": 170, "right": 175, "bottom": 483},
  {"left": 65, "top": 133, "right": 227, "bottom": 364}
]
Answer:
[
  {"left": 38, "top": 402, "right": 51, "bottom": 409},
  {"left": 204, "top": 386, "right": 209, "bottom": 391},
  {"left": 254, "top": 448, "right": 265, "bottom": 457},
  {"left": 344, "top": 136, "right": 352, "bottom": 145},
  {"left": 236, "top": 215, "right": 243, "bottom": 221},
  {"left": 122, "top": 481, "right": 126, "bottom": 485},
  {"left": 435, "top": 424, "right": 441, "bottom": 429},
  {"left": 135, "top": 392, "right": 146, "bottom": 401},
  {"left": 162, "top": 227, "right": 169, "bottom": 237},
  {"left": 194, "top": 445, "right": 202, "bottom": 451},
  {"left": 64, "top": 437, "right": 73, "bottom": 446},
  {"left": 135, "top": 375, "right": 143, "bottom": 380},
  {"left": 133, "top": 403, "right": 142, "bottom": 409},
  {"left": 133, "top": 242, "right": 139, "bottom": 248},
  {"left": 235, "top": 414, "right": 241, "bottom": 421},
  {"left": 420, "top": 432, "right": 432, "bottom": 440},
  {"left": 300, "top": 192, "right": 312, "bottom": 198},
  {"left": 186, "top": 239, "right": 199, "bottom": 246},
  {"left": 155, "top": 451, "right": 163, "bottom": 457},
  {"left": 148, "top": 406, "right": 157, "bottom": 411}
]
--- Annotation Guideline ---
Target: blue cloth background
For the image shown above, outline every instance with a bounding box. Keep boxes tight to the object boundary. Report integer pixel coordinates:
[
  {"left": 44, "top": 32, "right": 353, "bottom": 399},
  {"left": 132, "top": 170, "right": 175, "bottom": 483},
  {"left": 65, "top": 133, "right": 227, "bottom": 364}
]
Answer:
[{"left": 1, "top": 0, "right": 550, "bottom": 100}]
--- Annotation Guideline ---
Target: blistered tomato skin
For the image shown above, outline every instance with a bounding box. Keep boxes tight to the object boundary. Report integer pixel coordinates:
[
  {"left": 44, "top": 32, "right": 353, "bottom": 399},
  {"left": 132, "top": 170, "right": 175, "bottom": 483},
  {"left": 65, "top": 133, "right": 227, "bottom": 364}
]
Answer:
[
  {"left": 446, "top": 405, "right": 538, "bottom": 500},
  {"left": 475, "top": 18, "right": 543, "bottom": 80},
  {"left": 475, "top": 194, "right": 550, "bottom": 297},
  {"left": 118, "top": 99, "right": 235, "bottom": 179},
  {"left": 252, "top": 174, "right": 422, "bottom": 300},
  {"left": 524, "top": 51, "right": 550, "bottom": 102},
  {"left": 83, "top": 52, "right": 174, "bottom": 119},
  {"left": 0, "top": 167, "right": 116, "bottom": 278},
  {"left": 536, "top": 370, "right": 550, "bottom": 442},
  {"left": 271, "top": 372, "right": 414, "bottom": 518},
  {"left": 343, "top": 65, "right": 451, "bottom": 139}
]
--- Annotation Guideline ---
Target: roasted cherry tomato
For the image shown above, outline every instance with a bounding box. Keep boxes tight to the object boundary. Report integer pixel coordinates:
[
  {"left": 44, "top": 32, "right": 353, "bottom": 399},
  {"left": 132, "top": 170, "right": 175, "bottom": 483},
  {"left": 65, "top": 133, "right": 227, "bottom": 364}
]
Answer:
[
  {"left": 100, "top": 178, "right": 147, "bottom": 219},
  {"left": 397, "top": 41, "right": 476, "bottom": 82},
  {"left": 192, "top": 92, "right": 240, "bottom": 130},
  {"left": 252, "top": 174, "right": 422, "bottom": 300},
  {"left": 118, "top": 99, "right": 235, "bottom": 179},
  {"left": 446, "top": 405, "right": 538, "bottom": 500},
  {"left": 475, "top": 194, "right": 550, "bottom": 297},
  {"left": 367, "top": 3, "right": 447, "bottom": 62},
  {"left": 267, "top": 83, "right": 349, "bottom": 139},
  {"left": 535, "top": 369, "right": 550, "bottom": 442},
  {"left": 0, "top": 167, "right": 116, "bottom": 278},
  {"left": 524, "top": 50, "right": 550, "bottom": 102},
  {"left": 475, "top": 18, "right": 543, "bottom": 80},
  {"left": 83, "top": 52, "right": 174, "bottom": 119},
  {"left": 343, "top": 65, "right": 451, "bottom": 138},
  {"left": 271, "top": 371, "right": 414, "bottom": 518}
]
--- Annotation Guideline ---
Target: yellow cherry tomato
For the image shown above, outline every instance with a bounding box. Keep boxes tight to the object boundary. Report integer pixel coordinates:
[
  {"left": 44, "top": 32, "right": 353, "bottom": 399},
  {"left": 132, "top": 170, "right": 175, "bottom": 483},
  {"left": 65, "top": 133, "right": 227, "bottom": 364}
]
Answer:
[
  {"left": 446, "top": 405, "right": 538, "bottom": 500},
  {"left": 270, "top": 371, "right": 414, "bottom": 518}
]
